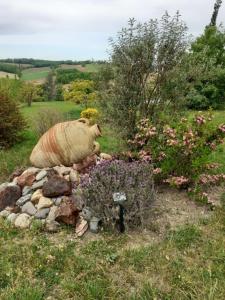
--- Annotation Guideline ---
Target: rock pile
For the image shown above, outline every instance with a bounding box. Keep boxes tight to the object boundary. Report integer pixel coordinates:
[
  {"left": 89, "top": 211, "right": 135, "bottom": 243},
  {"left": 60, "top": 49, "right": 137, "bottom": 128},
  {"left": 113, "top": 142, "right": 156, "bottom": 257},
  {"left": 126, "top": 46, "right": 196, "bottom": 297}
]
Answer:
[{"left": 0, "top": 153, "right": 112, "bottom": 235}]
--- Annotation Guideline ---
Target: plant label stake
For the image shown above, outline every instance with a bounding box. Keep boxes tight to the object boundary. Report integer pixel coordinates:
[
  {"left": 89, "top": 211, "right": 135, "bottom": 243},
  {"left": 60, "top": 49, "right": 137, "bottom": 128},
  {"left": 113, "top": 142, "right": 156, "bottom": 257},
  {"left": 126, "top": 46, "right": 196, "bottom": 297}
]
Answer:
[{"left": 113, "top": 192, "right": 126, "bottom": 233}]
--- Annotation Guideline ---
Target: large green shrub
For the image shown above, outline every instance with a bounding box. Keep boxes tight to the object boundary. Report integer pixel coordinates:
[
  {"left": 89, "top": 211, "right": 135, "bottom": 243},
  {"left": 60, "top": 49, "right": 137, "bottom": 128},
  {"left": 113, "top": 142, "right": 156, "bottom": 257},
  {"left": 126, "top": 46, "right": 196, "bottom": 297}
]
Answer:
[
  {"left": 0, "top": 91, "right": 26, "bottom": 148},
  {"left": 102, "top": 12, "right": 188, "bottom": 138}
]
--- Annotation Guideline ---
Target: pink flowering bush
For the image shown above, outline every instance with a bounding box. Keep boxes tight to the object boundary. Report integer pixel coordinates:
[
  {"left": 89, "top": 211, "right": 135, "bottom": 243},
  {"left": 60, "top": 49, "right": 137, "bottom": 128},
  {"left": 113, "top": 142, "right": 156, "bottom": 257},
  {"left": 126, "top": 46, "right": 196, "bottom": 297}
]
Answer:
[{"left": 128, "top": 112, "right": 225, "bottom": 187}]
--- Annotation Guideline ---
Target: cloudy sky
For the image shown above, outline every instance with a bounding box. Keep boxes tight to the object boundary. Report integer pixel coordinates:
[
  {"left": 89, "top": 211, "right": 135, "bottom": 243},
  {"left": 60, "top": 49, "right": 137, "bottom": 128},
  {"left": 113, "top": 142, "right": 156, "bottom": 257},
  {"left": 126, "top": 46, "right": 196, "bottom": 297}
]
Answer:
[{"left": 0, "top": 0, "right": 224, "bottom": 60}]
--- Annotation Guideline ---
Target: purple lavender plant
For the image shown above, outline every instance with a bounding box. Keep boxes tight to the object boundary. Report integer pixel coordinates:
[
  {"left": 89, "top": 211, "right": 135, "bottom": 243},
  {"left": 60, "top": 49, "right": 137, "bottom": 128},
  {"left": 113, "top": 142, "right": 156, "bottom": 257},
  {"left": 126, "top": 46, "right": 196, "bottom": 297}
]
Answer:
[{"left": 79, "top": 160, "right": 155, "bottom": 230}]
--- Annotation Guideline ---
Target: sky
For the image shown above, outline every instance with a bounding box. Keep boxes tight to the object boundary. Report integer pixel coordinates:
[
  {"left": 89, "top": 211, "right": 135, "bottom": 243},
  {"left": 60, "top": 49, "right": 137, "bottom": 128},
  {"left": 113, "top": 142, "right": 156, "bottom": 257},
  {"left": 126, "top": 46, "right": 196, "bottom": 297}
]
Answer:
[{"left": 0, "top": 0, "right": 224, "bottom": 61}]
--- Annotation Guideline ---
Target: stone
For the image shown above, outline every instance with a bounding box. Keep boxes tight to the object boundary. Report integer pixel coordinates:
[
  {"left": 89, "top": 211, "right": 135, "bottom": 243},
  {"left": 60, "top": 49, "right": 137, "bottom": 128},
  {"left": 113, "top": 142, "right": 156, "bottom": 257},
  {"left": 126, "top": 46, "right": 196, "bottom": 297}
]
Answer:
[
  {"left": 46, "top": 206, "right": 58, "bottom": 222},
  {"left": 69, "top": 170, "right": 79, "bottom": 183},
  {"left": 14, "top": 213, "right": 31, "bottom": 229},
  {"left": 24, "top": 167, "right": 40, "bottom": 174},
  {"left": 89, "top": 216, "right": 101, "bottom": 233},
  {"left": 22, "top": 186, "right": 33, "bottom": 196},
  {"left": 100, "top": 153, "right": 113, "bottom": 160},
  {"left": 5, "top": 206, "right": 20, "bottom": 213},
  {"left": 17, "top": 171, "right": 36, "bottom": 187},
  {"left": 81, "top": 207, "right": 93, "bottom": 221},
  {"left": 73, "top": 154, "right": 97, "bottom": 173},
  {"left": 42, "top": 175, "right": 72, "bottom": 198},
  {"left": 52, "top": 197, "right": 63, "bottom": 206},
  {"left": 7, "top": 213, "right": 19, "bottom": 224},
  {"left": 55, "top": 197, "right": 79, "bottom": 225},
  {"left": 53, "top": 166, "right": 71, "bottom": 176},
  {"left": 75, "top": 217, "right": 88, "bottom": 237},
  {"left": 0, "top": 210, "right": 10, "bottom": 218},
  {"left": 35, "top": 208, "right": 50, "bottom": 219},
  {"left": 36, "top": 197, "right": 53, "bottom": 210},
  {"left": 31, "top": 189, "right": 43, "bottom": 204},
  {"left": 64, "top": 175, "right": 70, "bottom": 181},
  {"left": 0, "top": 185, "right": 21, "bottom": 211},
  {"left": 12, "top": 177, "right": 18, "bottom": 185},
  {"left": 22, "top": 202, "right": 37, "bottom": 216},
  {"left": 16, "top": 194, "right": 32, "bottom": 206},
  {"left": 45, "top": 220, "right": 60, "bottom": 232},
  {"left": 32, "top": 178, "right": 48, "bottom": 190},
  {"left": 0, "top": 183, "right": 8, "bottom": 193},
  {"left": 9, "top": 168, "right": 25, "bottom": 181},
  {"left": 36, "top": 170, "right": 47, "bottom": 181}
]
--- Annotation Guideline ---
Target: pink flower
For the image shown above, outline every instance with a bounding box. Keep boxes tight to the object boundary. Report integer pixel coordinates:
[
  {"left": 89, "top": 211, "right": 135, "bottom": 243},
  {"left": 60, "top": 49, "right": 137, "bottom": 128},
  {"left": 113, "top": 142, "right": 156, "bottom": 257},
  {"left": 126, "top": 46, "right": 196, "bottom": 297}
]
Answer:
[
  {"left": 153, "top": 168, "right": 162, "bottom": 175},
  {"left": 218, "top": 124, "right": 225, "bottom": 133}
]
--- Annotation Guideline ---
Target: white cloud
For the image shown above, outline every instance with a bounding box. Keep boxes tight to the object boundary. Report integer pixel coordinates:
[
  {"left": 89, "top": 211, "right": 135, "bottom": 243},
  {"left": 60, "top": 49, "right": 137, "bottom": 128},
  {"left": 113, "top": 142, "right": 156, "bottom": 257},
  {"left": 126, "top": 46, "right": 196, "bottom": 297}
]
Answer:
[{"left": 0, "top": 0, "right": 224, "bottom": 59}]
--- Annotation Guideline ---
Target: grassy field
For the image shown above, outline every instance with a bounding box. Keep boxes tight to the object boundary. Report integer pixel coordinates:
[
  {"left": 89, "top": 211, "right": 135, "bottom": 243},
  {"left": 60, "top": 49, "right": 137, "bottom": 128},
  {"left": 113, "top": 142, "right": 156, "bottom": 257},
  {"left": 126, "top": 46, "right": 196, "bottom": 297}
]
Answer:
[
  {"left": 0, "top": 197, "right": 224, "bottom": 299},
  {"left": 0, "top": 101, "right": 124, "bottom": 182},
  {"left": 21, "top": 63, "right": 102, "bottom": 83},
  {"left": 21, "top": 67, "right": 51, "bottom": 81}
]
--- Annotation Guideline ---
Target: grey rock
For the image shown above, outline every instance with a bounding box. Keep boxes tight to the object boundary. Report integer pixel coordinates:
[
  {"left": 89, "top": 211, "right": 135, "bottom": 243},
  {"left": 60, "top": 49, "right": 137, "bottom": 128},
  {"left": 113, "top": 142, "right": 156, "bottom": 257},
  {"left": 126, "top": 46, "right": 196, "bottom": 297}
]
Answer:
[
  {"left": 35, "top": 208, "right": 50, "bottom": 219},
  {"left": 16, "top": 194, "right": 32, "bottom": 206},
  {"left": 45, "top": 220, "right": 60, "bottom": 232},
  {"left": 0, "top": 209, "right": 10, "bottom": 218},
  {"left": 53, "top": 197, "right": 63, "bottom": 206},
  {"left": 7, "top": 213, "right": 19, "bottom": 224},
  {"left": 81, "top": 207, "right": 93, "bottom": 221},
  {"left": 14, "top": 213, "right": 31, "bottom": 229},
  {"left": 46, "top": 206, "right": 58, "bottom": 222},
  {"left": 22, "top": 186, "right": 32, "bottom": 196},
  {"left": 22, "top": 201, "right": 37, "bottom": 216},
  {"left": 36, "top": 170, "right": 47, "bottom": 181},
  {"left": 32, "top": 178, "right": 48, "bottom": 190}
]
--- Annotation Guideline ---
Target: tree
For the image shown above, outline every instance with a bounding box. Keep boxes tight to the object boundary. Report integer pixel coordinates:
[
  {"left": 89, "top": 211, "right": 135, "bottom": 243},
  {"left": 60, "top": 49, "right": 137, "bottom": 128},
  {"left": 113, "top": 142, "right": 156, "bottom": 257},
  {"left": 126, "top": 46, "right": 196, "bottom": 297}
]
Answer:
[
  {"left": 21, "top": 82, "right": 39, "bottom": 107},
  {"left": 104, "top": 12, "right": 188, "bottom": 138},
  {"left": 0, "top": 84, "right": 26, "bottom": 148},
  {"left": 64, "top": 80, "right": 97, "bottom": 107},
  {"left": 210, "top": 0, "right": 223, "bottom": 26},
  {"left": 43, "top": 71, "right": 56, "bottom": 101}
]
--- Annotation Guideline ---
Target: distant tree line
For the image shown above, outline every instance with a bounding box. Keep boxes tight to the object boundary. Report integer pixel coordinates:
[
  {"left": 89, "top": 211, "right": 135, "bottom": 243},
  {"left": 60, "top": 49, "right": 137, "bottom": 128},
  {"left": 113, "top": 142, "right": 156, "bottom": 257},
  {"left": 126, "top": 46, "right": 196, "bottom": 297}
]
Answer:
[
  {"left": 56, "top": 69, "right": 92, "bottom": 84},
  {"left": 0, "top": 58, "right": 106, "bottom": 68},
  {"left": 0, "top": 63, "right": 19, "bottom": 75}
]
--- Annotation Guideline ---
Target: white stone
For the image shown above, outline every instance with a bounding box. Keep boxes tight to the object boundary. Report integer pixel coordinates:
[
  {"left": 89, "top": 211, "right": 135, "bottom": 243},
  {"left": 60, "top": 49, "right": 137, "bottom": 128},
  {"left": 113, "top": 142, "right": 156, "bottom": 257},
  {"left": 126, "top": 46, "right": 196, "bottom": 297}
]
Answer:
[
  {"left": 31, "top": 189, "right": 43, "bottom": 204},
  {"left": 7, "top": 213, "right": 19, "bottom": 224},
  {"left": 36, "top": 197, "right": 53, "bottom": 210},
  {"left": 14, "top": 213, "right": 31, "bottom": 229},
  {"left": 100, "top": 153, "right": 113, "bottom": 160},
  {"left": 12, "top": 177, "right": 18, "bottom": 185},
  {"left": 36, "top": 170, "right": 47, "bottom": 181},
  {"left": 69, "top": 170, "right": 79, "bottom": 182},
  {"left": 22, "top": 167, "right": 40, "bottom": 175},
  {"left": 64, "top": 175, "right": 70, "bottom": 181},
  {"left": 0, "top": 210, "right": 10, "bottom": 218}
]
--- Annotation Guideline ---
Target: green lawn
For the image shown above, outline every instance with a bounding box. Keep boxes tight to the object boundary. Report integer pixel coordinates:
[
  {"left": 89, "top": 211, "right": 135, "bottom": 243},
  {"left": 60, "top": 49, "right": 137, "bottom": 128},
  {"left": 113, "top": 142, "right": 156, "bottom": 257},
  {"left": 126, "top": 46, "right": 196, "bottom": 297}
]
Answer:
[
  {"left": 21, "top": 68, "right": 51, "bottom": 81},
  {"left": 0, "top": 201, "right": 224, "bottom": 299},
  {"left": 0, "top": 101, "right": 124, "bottom": 182}
]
